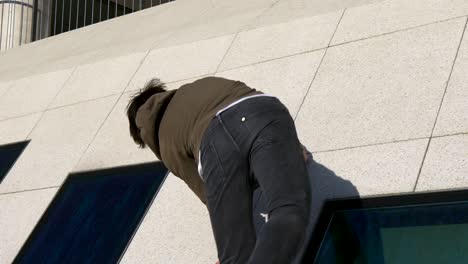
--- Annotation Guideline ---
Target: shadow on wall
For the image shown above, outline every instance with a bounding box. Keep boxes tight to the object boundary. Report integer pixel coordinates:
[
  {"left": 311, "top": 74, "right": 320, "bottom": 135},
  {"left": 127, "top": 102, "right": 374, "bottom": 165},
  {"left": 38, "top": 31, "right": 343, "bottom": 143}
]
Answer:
[
  {"left": 306, "top": 152, "right": 360, "bottom": 227},
  {"left": 252, "top": 151, "right": 360, "bottom": 237}
]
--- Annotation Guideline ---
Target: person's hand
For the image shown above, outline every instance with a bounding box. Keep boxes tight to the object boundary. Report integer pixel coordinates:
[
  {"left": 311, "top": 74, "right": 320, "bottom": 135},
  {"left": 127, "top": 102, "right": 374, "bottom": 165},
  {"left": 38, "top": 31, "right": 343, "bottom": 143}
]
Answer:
[
  {"left": 215, "top": 261, "right": 220, "bottom": 264},
  {"left": 303, "top": 148, "right": 308, "bottom": 162}
]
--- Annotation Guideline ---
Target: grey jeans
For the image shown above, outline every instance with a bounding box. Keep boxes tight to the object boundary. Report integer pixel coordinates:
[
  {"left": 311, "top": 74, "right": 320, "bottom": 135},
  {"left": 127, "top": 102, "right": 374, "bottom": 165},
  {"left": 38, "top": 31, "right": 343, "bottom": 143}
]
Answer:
[{"left": 200, "top": 97, "right": 311, "bottom": 264}]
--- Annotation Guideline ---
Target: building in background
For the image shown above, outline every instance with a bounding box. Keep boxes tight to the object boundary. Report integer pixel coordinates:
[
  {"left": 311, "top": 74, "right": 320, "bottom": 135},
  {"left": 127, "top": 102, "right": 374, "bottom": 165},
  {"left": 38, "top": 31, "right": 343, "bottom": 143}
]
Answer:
[{"left": 0, "top": 0, "right": 173, "bottom": 52}]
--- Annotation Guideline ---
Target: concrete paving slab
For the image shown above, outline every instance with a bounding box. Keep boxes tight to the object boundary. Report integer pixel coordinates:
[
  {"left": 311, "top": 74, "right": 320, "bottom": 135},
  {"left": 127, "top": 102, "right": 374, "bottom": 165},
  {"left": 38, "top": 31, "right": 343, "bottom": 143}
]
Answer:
[
  {"left": 218, "top": 10, "right": 342, "bottom": 71},
  {"left": 0, "top": 113, "right": 42, "bottom": 145},
  {"left": 49, "top": 53, "right": 146, "bottom": 108},
  {"left": 249, "top": 0, "right": 380, "bottom": 29},
  {"left": 0, "top": 1, "right": 253, "bottom": 80},
  {"left": 74, "top": 93, "right": 157, "bottom": 171},
  {"left": 32, "top": 50, "right": 104, "bottom": 78},
  {"left": 312, "top": 138, "right": 428, "bottom": 196},
  {"left": 416, "top": 134, "right": 468, "bottom": 191},
  {"left": 332, "top": 0, "right": 468, "bottom": 45},
  {"left": 0, "top": 96, "right": 118, "bottom": 194},
  {"left": 0, "top": 23, "right": 100, "bottom": 81},
  {"left": 155, "top": 1, "right": 275, "bottom": 48},
  {"left": 0, "top": 188, "right": 58, "bottom": 264},
  {"left": 120, "top": 175, "right": 216, "bottom": 263},
  {"left": 127, "top": 35, "right": 234, "bottom": 91},
  {"left": 69, "top": 0, "right": 213, "bottom": 61},
  {"left": 0, "top": 69, "right": 74, "bottom": 120},
  {"left": 68, "top": 4, "right": 175, "bottom": 57},
  {"left": 434, "top": 26, "right": 468, "bottom": 136},
  {"left": 0, "top": 81, "right": 12, "bottom": 97},
  {"left": 0, "top": 49, "right": 102, "bottom": 83},
  {"left": 296, "top": 18, "right": 465, "bottom": 152},
  {"left": 217, "top": 50, "right": 325, "bottom": 118}
]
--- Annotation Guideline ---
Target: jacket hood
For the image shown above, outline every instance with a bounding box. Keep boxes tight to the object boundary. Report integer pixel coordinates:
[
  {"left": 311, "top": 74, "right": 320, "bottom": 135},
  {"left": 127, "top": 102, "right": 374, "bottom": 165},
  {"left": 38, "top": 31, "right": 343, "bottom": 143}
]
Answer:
[{"left": 135, "top": 89, "right": 177, "bottom": 160}]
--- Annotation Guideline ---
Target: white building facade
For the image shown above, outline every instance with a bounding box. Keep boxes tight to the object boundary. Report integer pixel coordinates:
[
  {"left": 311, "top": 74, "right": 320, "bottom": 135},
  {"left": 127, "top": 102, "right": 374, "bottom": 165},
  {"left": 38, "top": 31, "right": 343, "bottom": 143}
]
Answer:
[{"left": 1, "top": 0, "right": 468, "bottom": 262}]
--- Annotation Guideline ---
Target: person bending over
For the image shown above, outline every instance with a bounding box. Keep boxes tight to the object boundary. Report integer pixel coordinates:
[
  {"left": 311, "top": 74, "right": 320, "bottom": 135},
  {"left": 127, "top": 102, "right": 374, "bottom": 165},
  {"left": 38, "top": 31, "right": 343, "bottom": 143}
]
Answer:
[{"left": 126, "top": 77, "right": 311, "bottom": 264}]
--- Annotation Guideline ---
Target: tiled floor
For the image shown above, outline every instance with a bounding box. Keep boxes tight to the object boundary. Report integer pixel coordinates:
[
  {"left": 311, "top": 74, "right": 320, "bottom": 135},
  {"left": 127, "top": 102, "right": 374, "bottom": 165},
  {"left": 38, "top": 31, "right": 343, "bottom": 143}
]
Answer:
[
  {"left": 126, "top": 35, "right": 235, "bottom": 91},
  {"left": 0, "top": 0, "right": 467, "bottom": 262},
  {"left": 0, "top": 188, "right": 58, "bottom": 263},
  {"left": 218, "top": 10, "right": 342, "bottom": 71},
  {"left": 295, "top": 18, "right": 466, "bottom": 152},
  {"left": 0, "top": 69, "right": 75, "bottom": 120},
  {"left": 416, "top": 134, "right": 468, "bottom": 191},
  {"left": 434, "top": 25, "right": 468, "bottom": 136},
  {"left": 0, "top": 96, "right": 119, "bottom": 194},
  {"left": 216, "top": 50, "right": 325, "bottom": 117}
]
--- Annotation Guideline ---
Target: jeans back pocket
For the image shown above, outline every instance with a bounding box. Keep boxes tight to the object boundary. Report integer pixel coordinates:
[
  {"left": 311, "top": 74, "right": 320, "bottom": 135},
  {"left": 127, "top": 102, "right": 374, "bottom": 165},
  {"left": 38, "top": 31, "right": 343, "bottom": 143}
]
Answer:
[{"left": 200, "top": 143, "right": 226, "bottom": 202}]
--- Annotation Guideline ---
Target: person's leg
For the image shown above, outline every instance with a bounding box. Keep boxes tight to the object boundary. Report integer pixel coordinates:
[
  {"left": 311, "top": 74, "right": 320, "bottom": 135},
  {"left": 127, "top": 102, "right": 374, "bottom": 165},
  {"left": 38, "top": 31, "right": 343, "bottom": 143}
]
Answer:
[
  {"left": 252, "top": 187, "right": 269, "bottom": 235},
  {"left": 200, "top": 117, "right": 256, "bottom": 264},
  {"left": 252, "top": 148, "right": 313, "bottom": 237},
  {"left": 247, "top": 108, "right": 311, "bottom": 264},
  {"left": 202, "top": 96, "right": 311, "bottom": 263}
]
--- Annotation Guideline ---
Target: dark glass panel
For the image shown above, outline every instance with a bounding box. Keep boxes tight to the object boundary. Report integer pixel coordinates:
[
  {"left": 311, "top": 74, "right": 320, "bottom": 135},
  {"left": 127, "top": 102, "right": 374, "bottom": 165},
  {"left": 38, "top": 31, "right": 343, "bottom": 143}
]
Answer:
[
  {"left": 0, "top": 141, "right": 29, "bottom": 184},
  {"left": 14, "top": 162, "right": 168, "bottom": 264}
]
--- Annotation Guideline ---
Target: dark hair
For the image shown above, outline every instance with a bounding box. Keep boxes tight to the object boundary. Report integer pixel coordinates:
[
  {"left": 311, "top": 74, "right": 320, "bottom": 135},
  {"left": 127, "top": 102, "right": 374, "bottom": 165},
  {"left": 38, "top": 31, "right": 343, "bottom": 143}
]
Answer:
[{"left": 126, "top": 78, "right": 167, "bottom": 148}]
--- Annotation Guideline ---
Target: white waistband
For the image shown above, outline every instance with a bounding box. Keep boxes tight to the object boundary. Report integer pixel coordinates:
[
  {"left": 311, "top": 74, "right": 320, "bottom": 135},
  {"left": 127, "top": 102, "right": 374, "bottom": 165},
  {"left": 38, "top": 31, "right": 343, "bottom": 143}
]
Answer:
[{"left": 216, "top": 94, "right": 276, "bottom": 116}]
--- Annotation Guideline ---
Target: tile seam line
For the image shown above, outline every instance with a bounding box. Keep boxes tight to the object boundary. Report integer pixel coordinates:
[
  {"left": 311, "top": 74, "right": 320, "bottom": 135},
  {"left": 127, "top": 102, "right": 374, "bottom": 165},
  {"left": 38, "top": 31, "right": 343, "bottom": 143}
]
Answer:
[
  {"left": 329, "top": 14, "right": 468, "bottom": 48},
  {"left": 0, "top": 73, "right": 211, "bottom": 123},
  {"left": 216, "top": 13, "right": 466, "bottom": 74},
  {"left": 2, "top": 11, "right": 465, "bottom": 137},
  {"left": 312, "top": 132, "right": 468, "bottom": 155},
  {"left": 432, "top": 131, "right": 468, "bottom": 138},
  {"left": 46, "top": 92, "right": 123, "bottom": 111},
  {"left": 127, "top": 12, "right": 467, "bottom": 70},
  {"left": 328, "top": 9, "right": 347, "bottom": 46},
  {"left": 0, "top": 185, "right": 60, "bottom": 196},
  {"left": 150, "top": 5, "right": 346, "bottom": 54},
  {"left": 214, "top": 33, "right": 240, "bottom": 74},
  {"left": 0, "top": 110, "right": 44, "bottom": 122},
  {"left": 127, "top": 73, "right": 216, "bottom": 92},
  {"left": 240, "top": 0, "right": 284, "bottom": 31},
  {"left": 148, "top": 3, "right": 217, "bottom": 51},
  {"left": 215, "top": 10, "right": 349, "bottom": 73},
  {"left": 412, "top": 16, "right": 468, "bottom": 192},
  {"left": 144, "top": 12, "right": 331, "bottom": 59},
  {"left": 312, "top": 136, "right": 430, "bottom": 154},
  {"left": 24, "top": 66, "right": 78, "bottom": 140},
  {"left": 1, "top": 20, "right": 465, "bottom": 116},
  {"left": 0, "top": 92, "right": 125, "bottom": 123},
  {"left": 0, "top": 81, "right": 13, "bottom": 97},
  {"left": 293, "top": 48, "right": 328, "bottom": 122},
  {"left": 236, "top": 0, "right": 284, "bottom": 34},
  {"left": 70, "top": 49, "right": 152, "bottom": 176},
  {"left": 292, "top": 9, "right": 346, "bottom": 121},
  {"left": 213, "top": 0, "right": 284, "bottom": 72},
  {"left": 218, "top": 47, "right": 328, "bottom": 74},
  {"left": 5, "top": 9, "right": 463, "bottom": 84},
  {"left": 156, "top": 0, "right": 283, "bottom": 50},
  {"left": 122, "top": 48, "right": 155, "bottom": 93}
]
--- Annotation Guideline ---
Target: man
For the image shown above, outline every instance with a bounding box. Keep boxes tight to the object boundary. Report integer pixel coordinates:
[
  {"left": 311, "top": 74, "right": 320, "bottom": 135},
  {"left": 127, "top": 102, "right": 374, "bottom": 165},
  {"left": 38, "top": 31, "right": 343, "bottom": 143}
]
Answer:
[{"left": 127, "top": 77, "right": 311, "bottom": 263}]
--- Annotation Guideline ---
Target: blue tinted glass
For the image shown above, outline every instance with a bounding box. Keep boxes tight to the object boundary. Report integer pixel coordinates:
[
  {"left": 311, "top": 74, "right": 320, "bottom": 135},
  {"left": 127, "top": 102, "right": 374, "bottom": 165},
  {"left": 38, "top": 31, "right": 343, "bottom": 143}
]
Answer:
[
  {"left": 0, "top": 141, "right": 29, "bottom": 184},
  {"left": 14, "top": 162, "right": 168, "bottom": 264},
  {"left": 315, "top": 202, "right": 468, "bottom": 263}
]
